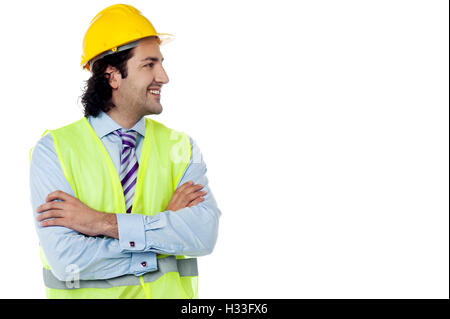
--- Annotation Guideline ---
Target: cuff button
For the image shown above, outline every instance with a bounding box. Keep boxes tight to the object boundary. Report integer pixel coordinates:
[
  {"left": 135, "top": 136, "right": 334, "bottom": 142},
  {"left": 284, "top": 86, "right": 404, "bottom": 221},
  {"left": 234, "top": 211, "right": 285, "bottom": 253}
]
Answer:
[
  {"left": 129, "top": 241, "right": 135, "bottom": 247},
  {"left": 141, "top": 261, "right": 147, "bottom": 268}
]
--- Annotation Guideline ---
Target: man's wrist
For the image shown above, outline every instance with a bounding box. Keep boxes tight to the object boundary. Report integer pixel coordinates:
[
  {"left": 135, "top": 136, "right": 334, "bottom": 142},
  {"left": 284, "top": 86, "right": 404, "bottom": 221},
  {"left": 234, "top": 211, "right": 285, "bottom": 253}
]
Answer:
[{"left": 99, "top": 212, "right": 119, "bottom": 239}]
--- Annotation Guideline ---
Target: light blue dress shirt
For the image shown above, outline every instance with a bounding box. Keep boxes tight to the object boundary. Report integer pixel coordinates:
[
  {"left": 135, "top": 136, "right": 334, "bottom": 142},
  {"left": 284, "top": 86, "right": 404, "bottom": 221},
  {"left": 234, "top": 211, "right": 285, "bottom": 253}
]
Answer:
[{"left": 29, "top": 111, "right": 221, "bottom": 281}]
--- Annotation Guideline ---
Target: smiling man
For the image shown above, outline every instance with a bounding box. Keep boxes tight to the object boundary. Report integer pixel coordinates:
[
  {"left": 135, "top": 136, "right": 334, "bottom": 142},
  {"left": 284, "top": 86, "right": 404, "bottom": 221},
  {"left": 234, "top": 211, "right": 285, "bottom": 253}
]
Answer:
[
  {"left": 102, "top": 37, "right": 168, "bottom": 129},
  {"left": 29, "top": 4, "right": 221, "bottom": 299}
]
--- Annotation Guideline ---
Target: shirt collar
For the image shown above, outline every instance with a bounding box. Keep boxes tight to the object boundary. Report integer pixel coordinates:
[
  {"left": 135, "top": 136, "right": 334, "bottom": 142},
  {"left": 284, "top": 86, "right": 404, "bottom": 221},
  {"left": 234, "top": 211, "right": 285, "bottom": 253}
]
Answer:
[{"left": 88, "top": 110, "right": 146, "bottom": 139}]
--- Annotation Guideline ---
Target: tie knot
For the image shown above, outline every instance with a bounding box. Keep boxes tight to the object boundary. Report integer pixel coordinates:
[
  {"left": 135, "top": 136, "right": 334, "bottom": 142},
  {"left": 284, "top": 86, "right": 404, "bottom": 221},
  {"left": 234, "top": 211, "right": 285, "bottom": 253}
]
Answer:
[{"left": 115, "top": 129, "right": 138, "bottom": 148}]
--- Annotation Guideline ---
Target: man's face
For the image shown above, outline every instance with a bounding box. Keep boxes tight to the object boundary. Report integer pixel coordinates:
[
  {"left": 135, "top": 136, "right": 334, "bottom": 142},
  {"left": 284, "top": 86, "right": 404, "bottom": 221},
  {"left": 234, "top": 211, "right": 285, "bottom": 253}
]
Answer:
[{"left": 113, "top": 37, "right": 169, "bottom": 116}]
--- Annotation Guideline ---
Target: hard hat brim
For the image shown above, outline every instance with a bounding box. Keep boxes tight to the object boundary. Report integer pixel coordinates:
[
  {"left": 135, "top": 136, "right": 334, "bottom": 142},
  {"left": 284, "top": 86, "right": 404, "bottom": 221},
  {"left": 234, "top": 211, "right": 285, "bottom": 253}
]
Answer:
[
  {"left": 156, "top": 33, "right": 175, "bottom": 46},
  {"left": 82, "top": 33, "right": 175, "bottom": 72}
]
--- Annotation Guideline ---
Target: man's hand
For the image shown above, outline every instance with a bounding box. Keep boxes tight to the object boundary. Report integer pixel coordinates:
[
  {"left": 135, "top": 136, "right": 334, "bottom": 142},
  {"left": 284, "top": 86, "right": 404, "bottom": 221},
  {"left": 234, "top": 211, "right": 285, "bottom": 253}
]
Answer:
[
  {"left": 167, "top": 181, "right": 206, "bottom": 211},
  {"left": 36, "top": 190, "right": 118, "bottom": 238}
]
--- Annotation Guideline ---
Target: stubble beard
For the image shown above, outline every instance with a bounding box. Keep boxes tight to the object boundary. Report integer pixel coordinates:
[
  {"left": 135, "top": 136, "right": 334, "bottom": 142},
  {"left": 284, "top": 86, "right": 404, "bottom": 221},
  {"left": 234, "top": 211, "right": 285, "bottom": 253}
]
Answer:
[{"left": 142, "top": 91, "right": 163, "bottom": 115}]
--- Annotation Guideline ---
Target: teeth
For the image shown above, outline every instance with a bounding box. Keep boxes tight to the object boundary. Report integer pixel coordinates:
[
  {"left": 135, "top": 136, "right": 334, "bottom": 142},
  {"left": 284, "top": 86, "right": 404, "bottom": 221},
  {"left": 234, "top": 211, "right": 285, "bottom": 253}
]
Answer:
[{"left": 149, "top": 90, "right": 160, "bottom": 94}]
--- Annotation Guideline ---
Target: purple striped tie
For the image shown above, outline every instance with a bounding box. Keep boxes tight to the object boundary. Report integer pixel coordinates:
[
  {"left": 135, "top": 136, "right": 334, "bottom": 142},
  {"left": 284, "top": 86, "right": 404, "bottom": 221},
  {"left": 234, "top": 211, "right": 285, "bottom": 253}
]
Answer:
[{"left": 114, "top": 129, "right": 139, "bottom": 213}]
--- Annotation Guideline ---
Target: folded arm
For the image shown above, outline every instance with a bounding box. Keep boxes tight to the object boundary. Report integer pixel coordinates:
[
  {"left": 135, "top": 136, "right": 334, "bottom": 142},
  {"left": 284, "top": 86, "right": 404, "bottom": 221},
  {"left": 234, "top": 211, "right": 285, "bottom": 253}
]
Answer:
[
  {"left": 116, "top": 139, "right": 221, "bottom": 256},
  {"left": 30, "top": 134, "right": 157, "bottom": 281},
  {"left": 31, "top": 134, "right": 221, "bottom": 281},
  {"left": 116, "top": 170, "right": 221, "bottom": 257}
]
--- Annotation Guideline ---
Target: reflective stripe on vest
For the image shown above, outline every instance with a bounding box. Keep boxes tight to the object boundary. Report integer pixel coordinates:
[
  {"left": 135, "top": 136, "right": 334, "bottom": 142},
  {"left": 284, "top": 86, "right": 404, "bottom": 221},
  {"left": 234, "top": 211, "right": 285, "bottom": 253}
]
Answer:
[{"left": 43, "top": 256, "right": 198, "bottom": 290}]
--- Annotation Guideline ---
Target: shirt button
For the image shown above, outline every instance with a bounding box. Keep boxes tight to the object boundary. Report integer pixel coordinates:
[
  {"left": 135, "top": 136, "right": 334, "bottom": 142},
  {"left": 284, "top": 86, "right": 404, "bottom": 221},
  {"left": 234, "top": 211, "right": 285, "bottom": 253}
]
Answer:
[
  {"left": 141, "top": 261, "right": 147, "bottom": 268},
  {"left": 129, "top": 241, "right": 135, "bottom": 247}
]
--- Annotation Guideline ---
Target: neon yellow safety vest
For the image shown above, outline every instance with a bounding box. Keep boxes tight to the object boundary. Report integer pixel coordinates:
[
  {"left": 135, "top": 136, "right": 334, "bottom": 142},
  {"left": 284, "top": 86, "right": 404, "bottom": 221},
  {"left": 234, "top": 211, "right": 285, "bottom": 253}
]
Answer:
[{"left": 29, "top": 116, "right": 198, "bottom": 299}]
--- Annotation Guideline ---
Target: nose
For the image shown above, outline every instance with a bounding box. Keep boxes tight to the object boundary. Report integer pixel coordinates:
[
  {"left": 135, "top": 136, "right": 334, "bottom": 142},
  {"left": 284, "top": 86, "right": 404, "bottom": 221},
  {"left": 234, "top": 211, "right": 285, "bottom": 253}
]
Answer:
[{"left": 155, "top": 64, "right": 169, "bottom": 84}]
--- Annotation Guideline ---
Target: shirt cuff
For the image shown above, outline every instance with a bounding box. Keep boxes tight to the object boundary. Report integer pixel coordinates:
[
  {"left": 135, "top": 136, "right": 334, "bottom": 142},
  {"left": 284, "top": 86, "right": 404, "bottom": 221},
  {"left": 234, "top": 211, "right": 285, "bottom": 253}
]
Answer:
[
  {"left": 143, "top": 212, "right": 168, "bottom": 231},
  {"left": 130, "top": 252, "right": 158, "bottom": 276},
  {"left": 117, "top": 213, "right": 146, "bottom": 252}
]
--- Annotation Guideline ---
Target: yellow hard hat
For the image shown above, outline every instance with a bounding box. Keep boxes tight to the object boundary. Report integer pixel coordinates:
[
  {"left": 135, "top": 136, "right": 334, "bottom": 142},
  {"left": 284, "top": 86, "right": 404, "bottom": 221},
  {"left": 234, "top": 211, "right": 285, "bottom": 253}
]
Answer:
[{"left": 80, "top": 4, "right": 174, "bottom": 71}]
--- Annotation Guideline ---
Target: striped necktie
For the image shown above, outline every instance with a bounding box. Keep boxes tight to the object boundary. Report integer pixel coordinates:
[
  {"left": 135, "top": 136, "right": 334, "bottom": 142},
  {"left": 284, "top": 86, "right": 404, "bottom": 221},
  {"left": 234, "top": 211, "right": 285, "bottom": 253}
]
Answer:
[{"left": 114, "top": 128, "right": 139, "bottom": 213}]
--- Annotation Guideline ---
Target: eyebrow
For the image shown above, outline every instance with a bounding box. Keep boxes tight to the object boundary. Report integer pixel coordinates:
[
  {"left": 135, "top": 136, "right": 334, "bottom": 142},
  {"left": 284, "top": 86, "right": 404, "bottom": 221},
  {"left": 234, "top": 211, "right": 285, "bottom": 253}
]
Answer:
[{"left": 140, "top": 56, "right": 164, "bottom": 63}]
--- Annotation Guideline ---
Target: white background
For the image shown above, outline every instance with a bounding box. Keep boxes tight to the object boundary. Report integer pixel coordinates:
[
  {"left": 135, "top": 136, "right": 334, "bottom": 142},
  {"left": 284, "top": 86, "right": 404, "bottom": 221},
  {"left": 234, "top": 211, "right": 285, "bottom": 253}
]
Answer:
[{"left": 0, "top": 0, "right": 448, "bottom": 298}]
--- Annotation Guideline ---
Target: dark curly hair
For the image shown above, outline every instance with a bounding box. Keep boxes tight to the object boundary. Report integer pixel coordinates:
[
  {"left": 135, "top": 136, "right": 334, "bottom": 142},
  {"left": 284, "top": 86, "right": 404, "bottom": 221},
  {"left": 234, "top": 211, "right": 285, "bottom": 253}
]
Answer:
[{"left": 80, "top": 48, "right": 136, "bottom": 117}]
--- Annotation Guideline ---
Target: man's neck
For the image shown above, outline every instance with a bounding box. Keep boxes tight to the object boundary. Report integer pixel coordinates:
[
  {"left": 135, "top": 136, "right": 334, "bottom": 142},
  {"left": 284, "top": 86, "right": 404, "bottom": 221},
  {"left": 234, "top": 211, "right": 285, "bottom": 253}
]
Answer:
[{"left": 106, "top": 109, "right": 142, "bottom": 130}]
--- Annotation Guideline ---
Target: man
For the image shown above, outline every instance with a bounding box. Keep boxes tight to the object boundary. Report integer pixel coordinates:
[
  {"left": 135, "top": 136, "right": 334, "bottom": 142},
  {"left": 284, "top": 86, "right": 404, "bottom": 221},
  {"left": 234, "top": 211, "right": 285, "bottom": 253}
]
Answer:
[{"left": 29, "top": 4, "right": 221, "bottom": 299}]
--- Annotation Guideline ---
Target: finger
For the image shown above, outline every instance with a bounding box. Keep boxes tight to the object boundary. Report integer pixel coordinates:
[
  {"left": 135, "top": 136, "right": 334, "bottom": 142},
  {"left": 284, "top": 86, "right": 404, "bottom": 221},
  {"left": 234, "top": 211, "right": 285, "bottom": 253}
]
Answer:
[
  {"left": 183, "top": 184, "right": 204, "bottom": 195},
  {"left": 175, "top": 180, "right": 195, "bottom": 193},
  {"left": 187, "top": 196, "right": 205, "bottom": 207},
  {"left": 36, "top": 201, "right": 64, "bottom": 213},
  {"left": 186, "top": 190, "right": 206, "bottom": 203},
  {"left": 46, "top": 190, "right": 74, "bottom": 203},
  {"left": 39, "top": 217, "right": 68, "bottom": 228},
  {"left": 36, "top": 210, "right": 66, "bottom": 222}
]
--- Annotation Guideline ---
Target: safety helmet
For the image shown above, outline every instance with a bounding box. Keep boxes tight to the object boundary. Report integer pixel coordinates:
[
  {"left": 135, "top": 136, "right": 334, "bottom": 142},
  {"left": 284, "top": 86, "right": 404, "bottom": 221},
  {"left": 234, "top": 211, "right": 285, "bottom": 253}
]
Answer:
[{"left": 80, "top": 4, "right": 174, "bottom": 71}]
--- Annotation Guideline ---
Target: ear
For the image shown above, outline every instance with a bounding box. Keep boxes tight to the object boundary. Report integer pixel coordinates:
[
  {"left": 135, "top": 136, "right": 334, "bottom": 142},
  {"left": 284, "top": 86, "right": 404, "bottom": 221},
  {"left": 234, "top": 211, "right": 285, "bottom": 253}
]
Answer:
[{"left": 104, "top": 65, "right": 122, "bottom": 89}]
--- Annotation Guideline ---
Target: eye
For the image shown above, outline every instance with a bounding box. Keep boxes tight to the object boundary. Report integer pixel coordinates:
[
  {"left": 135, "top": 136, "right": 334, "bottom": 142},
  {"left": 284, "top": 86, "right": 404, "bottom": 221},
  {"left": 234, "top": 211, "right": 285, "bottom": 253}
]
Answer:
[{"left": 145, "top": 63, "right": 154, "bottom": 68}]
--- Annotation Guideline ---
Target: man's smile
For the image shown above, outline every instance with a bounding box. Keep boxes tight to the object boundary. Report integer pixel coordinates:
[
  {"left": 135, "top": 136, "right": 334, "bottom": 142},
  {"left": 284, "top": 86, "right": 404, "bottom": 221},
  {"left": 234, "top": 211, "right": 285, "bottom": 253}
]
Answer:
[{"left": 148, "top": 87, "right": 161, "bottom": 98}]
